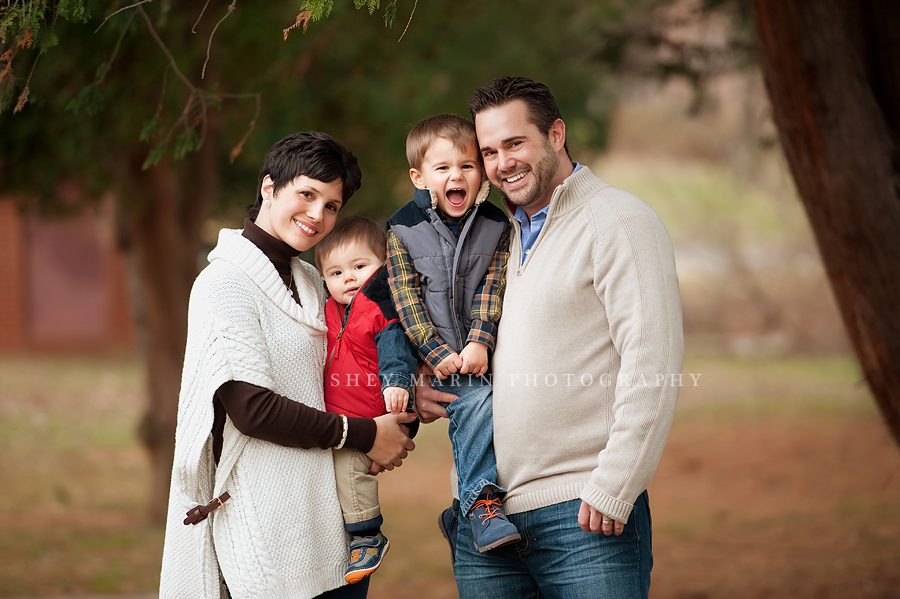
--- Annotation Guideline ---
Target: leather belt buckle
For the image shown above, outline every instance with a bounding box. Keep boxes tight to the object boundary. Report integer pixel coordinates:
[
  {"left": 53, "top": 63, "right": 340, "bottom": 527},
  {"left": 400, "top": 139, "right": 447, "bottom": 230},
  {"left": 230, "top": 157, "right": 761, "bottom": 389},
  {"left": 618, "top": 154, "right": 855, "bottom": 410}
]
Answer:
[{"left": 183, "top": 491, "right": 231, "bottom": 526}]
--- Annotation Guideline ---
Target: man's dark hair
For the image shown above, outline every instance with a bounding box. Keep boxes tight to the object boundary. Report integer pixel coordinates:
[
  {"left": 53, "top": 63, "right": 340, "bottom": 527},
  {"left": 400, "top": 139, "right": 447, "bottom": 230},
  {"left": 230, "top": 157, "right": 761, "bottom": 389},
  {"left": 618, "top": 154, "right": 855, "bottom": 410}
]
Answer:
[
  {"left": 248, "top": 131, "right": 362, "bottom": 221},
  {"left": 468, "top": 77, "right": 568, "bottom": 153}
]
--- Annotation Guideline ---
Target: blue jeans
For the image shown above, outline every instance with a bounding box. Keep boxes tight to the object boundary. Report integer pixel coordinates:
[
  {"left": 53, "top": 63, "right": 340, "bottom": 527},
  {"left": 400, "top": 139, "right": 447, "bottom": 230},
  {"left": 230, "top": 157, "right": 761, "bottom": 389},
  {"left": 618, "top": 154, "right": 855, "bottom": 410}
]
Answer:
[
  {"left": 434, "top": 374, "right": 505, "bottom": 517},
  {"left": 454, "top": 493, "right": 653, "bottom": 599}
]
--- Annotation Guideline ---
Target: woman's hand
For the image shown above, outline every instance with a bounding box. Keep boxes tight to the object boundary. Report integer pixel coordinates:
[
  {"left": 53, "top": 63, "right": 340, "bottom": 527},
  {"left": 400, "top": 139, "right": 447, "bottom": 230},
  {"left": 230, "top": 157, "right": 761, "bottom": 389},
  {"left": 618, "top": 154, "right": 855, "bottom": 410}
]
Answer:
[
  {"left": 367, "top": 412, "right": 417, "bottom": 471},
  {"left": 415, "top": 363, "right": 459, "bottom": 423}
]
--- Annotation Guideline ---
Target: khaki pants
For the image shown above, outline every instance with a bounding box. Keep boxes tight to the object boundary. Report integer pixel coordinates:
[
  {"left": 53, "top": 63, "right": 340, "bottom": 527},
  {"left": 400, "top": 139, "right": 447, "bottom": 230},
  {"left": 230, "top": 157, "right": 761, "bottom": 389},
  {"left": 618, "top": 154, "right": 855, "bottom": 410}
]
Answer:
[{"left": 333, "top": 447, "right": 381, "bottom": 525}]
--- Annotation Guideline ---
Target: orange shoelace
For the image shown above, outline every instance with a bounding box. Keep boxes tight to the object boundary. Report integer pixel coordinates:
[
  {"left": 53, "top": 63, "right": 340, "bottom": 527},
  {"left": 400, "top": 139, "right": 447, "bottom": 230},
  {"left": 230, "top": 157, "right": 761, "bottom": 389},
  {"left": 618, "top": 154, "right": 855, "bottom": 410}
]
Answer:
[{"left": 472, "top": 495, "right": 504, "bottom": 524}]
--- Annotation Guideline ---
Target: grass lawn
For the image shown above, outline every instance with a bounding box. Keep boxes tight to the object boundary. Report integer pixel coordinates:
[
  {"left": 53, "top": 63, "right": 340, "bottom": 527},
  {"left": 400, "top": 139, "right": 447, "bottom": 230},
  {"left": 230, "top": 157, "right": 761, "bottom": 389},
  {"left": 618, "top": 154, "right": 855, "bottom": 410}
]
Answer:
[{"left": 1, "top": 353, "right": 898, "bottom": 598}]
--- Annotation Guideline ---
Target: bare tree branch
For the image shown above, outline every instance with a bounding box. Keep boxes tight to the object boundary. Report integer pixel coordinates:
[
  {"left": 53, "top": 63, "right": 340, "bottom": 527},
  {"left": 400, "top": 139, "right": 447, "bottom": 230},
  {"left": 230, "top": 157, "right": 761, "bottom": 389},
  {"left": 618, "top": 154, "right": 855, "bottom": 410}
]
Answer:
[
  {"left": 137, "top": 6, "right": 195, "bottom": 91},
  {"left": 192, "top": 0, "right": 213, "bottom": 33},
  {"left": 98, "top": 11, "right": 137, "bottom": 85},
  {"left": 95, "top": 0, "right": 154, "bottom": 33},
  {"left": 202, "top": 0, "right": 237, "bottom": 79},
  {"left": 398, "top": 0, "right": 418, "bottom": 42},
  {"left": 215, "top": 92, "right": 260, "bottom": 162},
  {"left": 151, "top": 64, "right": 171, "bottom": 121}
]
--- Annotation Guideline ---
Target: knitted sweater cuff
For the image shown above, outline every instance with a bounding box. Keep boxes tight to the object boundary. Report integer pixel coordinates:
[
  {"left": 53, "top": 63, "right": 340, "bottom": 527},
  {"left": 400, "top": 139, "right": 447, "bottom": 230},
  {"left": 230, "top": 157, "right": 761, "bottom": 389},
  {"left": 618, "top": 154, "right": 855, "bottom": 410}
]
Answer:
[{"left": 579, "top": 482, "right": 635, "bottom": 524}]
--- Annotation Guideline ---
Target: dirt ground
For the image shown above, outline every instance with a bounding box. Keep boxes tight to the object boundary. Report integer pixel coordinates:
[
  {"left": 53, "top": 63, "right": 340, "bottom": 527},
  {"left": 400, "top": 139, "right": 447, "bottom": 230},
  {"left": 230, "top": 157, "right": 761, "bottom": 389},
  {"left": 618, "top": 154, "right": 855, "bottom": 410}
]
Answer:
[
  {"left": 1, "top": 355, "right": 899, "bottom": 598},
  {"left": 368, "top": 407, "right": 900, "bottom": 599}
]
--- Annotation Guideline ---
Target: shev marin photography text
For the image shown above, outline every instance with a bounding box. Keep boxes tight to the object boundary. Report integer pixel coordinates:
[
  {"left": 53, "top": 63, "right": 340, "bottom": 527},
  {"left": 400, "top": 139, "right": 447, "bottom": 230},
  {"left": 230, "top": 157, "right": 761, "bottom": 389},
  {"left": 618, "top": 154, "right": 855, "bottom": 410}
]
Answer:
[{"left": 328, "top": 372, "right": 702, "bottom": 388}]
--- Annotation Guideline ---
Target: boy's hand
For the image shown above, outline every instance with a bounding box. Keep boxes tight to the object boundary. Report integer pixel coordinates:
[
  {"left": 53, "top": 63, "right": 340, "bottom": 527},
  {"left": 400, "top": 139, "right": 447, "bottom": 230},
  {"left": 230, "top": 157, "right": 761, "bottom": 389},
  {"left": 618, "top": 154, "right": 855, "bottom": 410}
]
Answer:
[
  {"left": 434, "top": 352, "right": 463, "bottom": 380},
  {"left": 459, "top": 342, "right": 489, "bottom": 376},
  {"left": 383, "top": 386, "right": 410, "bottom": 415}
]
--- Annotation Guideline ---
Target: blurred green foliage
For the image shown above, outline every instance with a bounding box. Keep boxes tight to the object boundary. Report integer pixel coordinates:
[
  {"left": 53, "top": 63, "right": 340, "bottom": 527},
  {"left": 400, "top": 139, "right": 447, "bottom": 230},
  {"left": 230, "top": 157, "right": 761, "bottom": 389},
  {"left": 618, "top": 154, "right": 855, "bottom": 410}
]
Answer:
[{"left": 0, "top": 0, "right": 635, "bottom": 220}]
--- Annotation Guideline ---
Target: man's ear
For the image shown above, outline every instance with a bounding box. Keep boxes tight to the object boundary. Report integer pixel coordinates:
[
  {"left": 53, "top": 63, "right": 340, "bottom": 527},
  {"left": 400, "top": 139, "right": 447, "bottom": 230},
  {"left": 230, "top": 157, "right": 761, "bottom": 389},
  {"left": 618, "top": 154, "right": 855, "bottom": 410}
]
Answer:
[
  {"left": 549, "top": 118, "right": 566, "bottom": 153},
  {"left": 409, "top": 168, "right": 428, "bottom": 190}
]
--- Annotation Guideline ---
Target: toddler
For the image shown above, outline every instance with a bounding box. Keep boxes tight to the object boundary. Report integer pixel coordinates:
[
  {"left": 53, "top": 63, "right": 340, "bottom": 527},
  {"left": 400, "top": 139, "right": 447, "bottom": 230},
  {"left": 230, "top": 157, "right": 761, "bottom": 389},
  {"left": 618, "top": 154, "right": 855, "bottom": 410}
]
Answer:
[
  {"left": 386, "top": 114, "right": 518, "bottom": 553},
  {"left": 317, "top": 216, "right": 418, "bottom": 584}
]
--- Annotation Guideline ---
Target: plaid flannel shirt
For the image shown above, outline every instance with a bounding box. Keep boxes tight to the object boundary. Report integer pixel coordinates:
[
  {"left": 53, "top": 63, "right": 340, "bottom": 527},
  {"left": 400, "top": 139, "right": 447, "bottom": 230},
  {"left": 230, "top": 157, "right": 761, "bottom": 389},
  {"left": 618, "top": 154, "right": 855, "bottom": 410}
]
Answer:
[{"left": 386, "top": 227, "right": 510, "bottom": 370}]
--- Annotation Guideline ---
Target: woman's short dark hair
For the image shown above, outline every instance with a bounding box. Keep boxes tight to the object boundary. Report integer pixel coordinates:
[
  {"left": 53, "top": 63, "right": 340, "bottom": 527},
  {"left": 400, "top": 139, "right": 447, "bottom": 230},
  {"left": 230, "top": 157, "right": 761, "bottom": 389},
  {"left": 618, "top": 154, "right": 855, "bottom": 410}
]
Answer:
[
  {"left": 248, "top": 131, "right": 362, "bottom": 221},
  {"left": 468, "top": 77, "right": 566, "bottom": 153}
]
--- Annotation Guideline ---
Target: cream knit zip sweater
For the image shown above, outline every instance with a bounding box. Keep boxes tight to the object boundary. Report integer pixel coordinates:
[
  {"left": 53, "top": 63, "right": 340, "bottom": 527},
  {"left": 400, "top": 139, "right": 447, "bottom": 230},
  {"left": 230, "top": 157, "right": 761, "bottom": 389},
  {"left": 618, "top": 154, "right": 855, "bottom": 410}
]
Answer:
[
  {"left": 492, "top": 166, "right": 684, "bottom": 523},
  {"left": 160, "top": 229, "right": 348, "bottom": 599}
]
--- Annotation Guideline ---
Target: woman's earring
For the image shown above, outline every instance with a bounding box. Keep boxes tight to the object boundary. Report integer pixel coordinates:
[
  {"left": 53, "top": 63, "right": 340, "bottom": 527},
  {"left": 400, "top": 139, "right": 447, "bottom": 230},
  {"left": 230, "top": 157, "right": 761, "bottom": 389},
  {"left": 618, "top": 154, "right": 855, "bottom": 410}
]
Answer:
[{"left": 265, "top": 198, "right": 272, "bottom": 207}]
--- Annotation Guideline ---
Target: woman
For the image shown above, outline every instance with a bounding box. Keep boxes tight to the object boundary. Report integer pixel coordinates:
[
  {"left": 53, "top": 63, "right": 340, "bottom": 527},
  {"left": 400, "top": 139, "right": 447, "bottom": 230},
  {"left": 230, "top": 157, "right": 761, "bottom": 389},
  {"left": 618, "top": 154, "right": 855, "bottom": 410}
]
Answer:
[{"left": 160, "top": 132, "right": 416, "bottom": 599}]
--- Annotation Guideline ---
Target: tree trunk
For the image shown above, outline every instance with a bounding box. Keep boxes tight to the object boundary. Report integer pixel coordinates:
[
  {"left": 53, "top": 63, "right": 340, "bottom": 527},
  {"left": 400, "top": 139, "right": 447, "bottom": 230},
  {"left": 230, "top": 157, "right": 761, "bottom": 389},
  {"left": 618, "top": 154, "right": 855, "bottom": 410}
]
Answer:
[
  {"left": 122, "top": 133, "right": 219, "bottom": 524},
  {"left": 751, "top": 0, "right": 900, "bottom": 446}
]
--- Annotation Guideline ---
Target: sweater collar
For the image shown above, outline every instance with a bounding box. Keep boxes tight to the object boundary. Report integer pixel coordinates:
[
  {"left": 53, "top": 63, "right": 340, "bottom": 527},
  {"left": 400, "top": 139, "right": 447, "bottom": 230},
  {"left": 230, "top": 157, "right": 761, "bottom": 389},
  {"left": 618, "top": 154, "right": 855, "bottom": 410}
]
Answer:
[
  {"left": 545, "top": 164, "right": 607, "bottom": 216},
  {"left": 208, "top": 228, "right": 327, "bottom": 333},
  {"left": 502, "top": 164, "right": 605, "bottom": 219},
  {"left": 241, "top": 217, "right": 298, "bottom": 284}
]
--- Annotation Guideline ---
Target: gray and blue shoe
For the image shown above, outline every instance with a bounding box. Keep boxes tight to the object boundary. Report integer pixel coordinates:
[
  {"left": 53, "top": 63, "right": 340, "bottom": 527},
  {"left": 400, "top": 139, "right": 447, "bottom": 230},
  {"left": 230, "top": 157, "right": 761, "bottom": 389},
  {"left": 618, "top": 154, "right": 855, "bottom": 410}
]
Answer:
[
  {"left": 469, "top": 491, "right": 521, "bottom": 552},
  {"left": 344, "top": 532, "right": 390, "bottom": 584}
]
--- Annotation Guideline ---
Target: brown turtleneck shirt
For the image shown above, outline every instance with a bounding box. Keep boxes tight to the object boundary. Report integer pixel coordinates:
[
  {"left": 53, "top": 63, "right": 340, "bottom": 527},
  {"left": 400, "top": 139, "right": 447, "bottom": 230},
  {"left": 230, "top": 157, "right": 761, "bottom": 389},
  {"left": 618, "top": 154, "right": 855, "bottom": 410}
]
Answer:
[{"left": 210, "top": 218, "right": 377, "bottom": 463}]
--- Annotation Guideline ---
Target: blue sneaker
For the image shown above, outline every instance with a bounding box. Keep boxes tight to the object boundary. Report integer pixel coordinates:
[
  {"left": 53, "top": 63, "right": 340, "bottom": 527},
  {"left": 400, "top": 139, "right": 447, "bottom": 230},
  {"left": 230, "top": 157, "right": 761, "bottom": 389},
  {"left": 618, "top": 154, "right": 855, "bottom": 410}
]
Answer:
[
  {"left": 344, "top": 532, "right": 390, "bottom": 584},
  {"left": 438, "top": 505, "right": 458, "bottom": 566},
  {"left": 469, "top": 491, "right": 521, "bottom": 552}
]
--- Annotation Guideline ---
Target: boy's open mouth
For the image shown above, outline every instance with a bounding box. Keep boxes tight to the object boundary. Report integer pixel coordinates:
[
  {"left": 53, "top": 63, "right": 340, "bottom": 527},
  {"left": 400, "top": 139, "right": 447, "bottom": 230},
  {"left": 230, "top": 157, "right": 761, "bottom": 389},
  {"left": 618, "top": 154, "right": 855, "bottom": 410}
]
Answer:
[{"left": 445, "top": 188, "right": 467, "bottom": 207}]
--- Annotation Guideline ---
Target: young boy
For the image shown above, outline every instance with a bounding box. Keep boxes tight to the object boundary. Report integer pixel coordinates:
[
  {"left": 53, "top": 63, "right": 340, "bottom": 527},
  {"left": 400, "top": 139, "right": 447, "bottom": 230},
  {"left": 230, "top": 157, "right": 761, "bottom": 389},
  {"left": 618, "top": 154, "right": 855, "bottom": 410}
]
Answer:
[
  {"left": 386, "top": 114, "right": 518, "bottom": 553},
  {"left": 316, "top": 216, "right": 419, "bottom": 584}
]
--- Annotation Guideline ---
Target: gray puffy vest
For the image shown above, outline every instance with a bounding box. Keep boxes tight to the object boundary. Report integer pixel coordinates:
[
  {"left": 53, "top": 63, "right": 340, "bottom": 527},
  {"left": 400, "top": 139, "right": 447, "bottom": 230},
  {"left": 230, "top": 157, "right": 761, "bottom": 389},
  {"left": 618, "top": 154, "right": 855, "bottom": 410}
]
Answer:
[{"left": 387, "top": 188, "right": 509, "bottom": 353}]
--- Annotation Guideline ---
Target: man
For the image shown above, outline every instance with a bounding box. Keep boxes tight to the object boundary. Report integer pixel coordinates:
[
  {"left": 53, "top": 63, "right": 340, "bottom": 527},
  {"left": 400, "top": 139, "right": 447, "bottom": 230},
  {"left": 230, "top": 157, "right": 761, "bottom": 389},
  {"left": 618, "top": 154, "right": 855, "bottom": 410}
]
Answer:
[{"left": 417, "top": 77, "right": 684, "bottom": 598}]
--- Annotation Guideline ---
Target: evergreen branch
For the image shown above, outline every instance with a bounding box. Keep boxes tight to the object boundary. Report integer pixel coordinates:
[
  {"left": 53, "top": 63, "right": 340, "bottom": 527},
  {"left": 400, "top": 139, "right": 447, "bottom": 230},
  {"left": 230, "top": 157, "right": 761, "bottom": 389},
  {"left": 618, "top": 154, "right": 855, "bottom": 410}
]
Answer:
[
  {"left": 283, "top": 11, "right": 311, "bottom": 41},
  {"left": 13, "top": 45, "right": 38, "bottom": 112},
  {"left": 0, "top": 55, "right": 14, "bottom": 87},
  {"left": 94, "top": 0, "right": 153, "bottom": 33},
  {"left": 201, "top": 0, "right": 236, "bottom": 79},
  {"left": 296, "top": 0, "right": 334, "bottom": 23}
]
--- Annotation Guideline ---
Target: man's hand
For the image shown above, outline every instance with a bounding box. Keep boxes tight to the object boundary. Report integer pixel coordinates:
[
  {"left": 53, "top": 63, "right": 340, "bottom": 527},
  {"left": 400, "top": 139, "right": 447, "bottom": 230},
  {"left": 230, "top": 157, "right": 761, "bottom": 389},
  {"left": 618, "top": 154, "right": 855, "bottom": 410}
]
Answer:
[
  {"left": 577, "top": 500, "right": 624, "bottom": 536},
  {"left": 434, "top": 352, "right": 463, "bottom": 379},
  {"left": 383, "top": 386, "right": 409, "bottom": 415},
  {"left": 414, "top": 363, "right": 459, "bottom": 423},
  {"left": 367, "top": 412, "right": 417, "bottom": 471},
  {"left": 459, "top": 341, "right": 489, "bottom": 376}
]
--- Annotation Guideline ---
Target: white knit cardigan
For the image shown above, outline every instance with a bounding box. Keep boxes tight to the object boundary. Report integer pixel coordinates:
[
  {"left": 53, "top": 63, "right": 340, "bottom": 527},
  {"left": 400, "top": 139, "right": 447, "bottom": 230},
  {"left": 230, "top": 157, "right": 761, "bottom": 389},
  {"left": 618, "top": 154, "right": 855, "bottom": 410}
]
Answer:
[{"left": 160, "top": 229, "right": 348, "bottom": 599}]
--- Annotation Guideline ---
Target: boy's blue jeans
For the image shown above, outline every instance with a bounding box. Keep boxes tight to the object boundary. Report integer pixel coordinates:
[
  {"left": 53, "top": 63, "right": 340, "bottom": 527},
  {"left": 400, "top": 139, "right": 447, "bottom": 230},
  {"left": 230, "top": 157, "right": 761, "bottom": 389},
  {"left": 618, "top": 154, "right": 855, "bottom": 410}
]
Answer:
[{"left": 434, "top": 373, "right": 505, "bottom": 517}]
